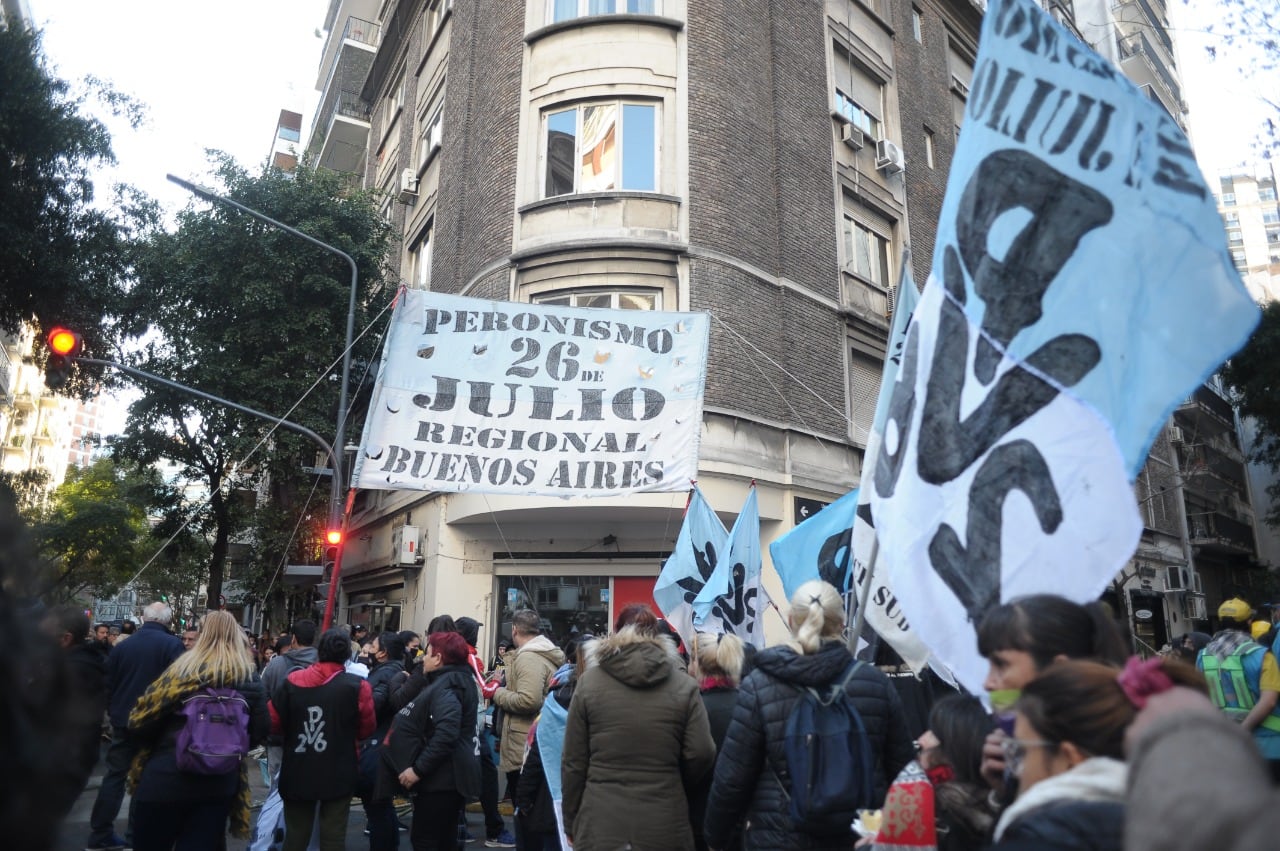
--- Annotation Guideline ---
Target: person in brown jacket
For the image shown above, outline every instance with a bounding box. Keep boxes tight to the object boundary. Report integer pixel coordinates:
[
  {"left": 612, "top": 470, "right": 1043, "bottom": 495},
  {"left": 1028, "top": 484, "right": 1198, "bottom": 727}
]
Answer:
[
  {"left": 561, "top": 604, "right": 716, "bottom": 851},
  {"left": 484, "top": 608, "right": 564, "bottom": 842}
]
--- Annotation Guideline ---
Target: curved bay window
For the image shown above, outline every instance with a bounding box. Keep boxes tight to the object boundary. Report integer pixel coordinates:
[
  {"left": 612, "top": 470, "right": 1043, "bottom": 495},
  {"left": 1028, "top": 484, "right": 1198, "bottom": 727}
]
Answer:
[
  {"left": 549, "top": 0, "right": 658, "bottom": 24},
  {"left": 532, "top": 288, "right": 661, "bottom": 310},
  {"left": 544, "top": 101, "right": 658, "bottom": 197}
]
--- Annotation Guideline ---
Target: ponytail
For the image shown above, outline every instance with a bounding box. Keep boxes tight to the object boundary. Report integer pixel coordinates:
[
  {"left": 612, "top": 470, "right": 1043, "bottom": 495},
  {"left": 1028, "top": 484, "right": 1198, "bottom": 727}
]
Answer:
[
  {"left": 691, "top": 631, "right": 745, "bottom": 685},
  {"left": 787, "top": 580, "right": 844, "bottom": 655}
]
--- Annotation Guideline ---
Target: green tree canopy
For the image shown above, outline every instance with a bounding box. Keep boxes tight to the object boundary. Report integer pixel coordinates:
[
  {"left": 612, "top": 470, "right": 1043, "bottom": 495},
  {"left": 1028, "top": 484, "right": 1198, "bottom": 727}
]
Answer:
[
  {"left": 33, "top": 456, "right": 172, "bottom": 601},
  {"left": 0, "top": 25, "right": 149, "bottom": 391},
  {"left": 112, "top": 156, "right": 394, "bottom": 609}
]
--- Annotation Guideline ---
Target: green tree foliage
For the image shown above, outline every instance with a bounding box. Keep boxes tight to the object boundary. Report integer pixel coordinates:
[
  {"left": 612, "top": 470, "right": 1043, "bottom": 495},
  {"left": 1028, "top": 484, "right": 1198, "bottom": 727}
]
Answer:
[
  {"left": 1220, "top": 300, "right": 1280, "bottom": 527},
  {"left": 112, "top": 156, "right": 393, "bottom": 610},
  {"left": 32, "top": 457, "right": 173, "bottom": 601},
  {"left": 0, "top": 25, "right": 150, "bottom": 391}
]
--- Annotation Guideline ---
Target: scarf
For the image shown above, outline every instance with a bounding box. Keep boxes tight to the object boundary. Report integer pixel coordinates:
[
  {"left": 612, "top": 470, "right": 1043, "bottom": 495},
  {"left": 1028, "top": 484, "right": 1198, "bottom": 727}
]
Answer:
[
  {"left": 126, "top": 668, "right": 254, "bottom": 839},
  {"left": 992, "top": 756, "right": 1127, "bottom": 841}
]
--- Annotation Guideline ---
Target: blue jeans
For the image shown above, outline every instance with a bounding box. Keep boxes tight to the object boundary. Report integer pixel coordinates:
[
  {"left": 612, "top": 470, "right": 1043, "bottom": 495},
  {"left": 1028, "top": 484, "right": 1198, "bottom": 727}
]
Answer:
[{"left": 89, "top": 726, "right": 140, "bottom": 845}]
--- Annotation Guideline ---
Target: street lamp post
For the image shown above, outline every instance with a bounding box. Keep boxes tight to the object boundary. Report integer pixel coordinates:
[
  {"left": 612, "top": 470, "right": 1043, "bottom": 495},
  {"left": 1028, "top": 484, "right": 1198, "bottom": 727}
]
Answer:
[{"left": 166, "top": 174, "right": 359, "bottom": 630}]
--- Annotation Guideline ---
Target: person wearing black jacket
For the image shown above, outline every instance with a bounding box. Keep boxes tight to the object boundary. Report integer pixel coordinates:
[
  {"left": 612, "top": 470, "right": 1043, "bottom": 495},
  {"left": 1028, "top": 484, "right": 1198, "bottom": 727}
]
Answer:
[
  {"left": 363, "top": 631, "right": 408, "bottom": 851},
  {"left": 704, "top": 581, "right": 914, "bottom": 851},
  {"left": 41, "top": 605, "right": 108, "bottom": 815},
  {"left": 381, "top": 631, "right": 481, "bottom": 851}
]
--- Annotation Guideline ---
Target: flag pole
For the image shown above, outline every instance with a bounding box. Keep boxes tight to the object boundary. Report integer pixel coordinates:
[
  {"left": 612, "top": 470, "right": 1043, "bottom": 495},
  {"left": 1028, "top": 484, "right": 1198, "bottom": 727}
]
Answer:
[{"left": 848, "top": 535, "right": 879, "bottom": 654}]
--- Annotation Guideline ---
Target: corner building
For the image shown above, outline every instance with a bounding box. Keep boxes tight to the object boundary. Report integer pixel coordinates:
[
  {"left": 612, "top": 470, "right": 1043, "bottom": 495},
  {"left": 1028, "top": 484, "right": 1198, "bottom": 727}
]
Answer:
[{"left": 316, "top": 0, "right": 929, "bottom": 645}]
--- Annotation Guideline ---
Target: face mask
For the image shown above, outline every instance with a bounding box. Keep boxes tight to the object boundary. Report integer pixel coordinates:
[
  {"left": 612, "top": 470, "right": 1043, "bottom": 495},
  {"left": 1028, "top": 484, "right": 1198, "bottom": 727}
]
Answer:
[{"left": 988, "top": 689, "right": 1021, "bottom": 713}]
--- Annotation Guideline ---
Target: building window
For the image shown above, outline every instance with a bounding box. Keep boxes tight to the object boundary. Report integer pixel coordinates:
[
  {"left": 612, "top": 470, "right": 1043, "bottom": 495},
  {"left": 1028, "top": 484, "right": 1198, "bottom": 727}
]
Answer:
[
  {"left": 1268, "top": 228, "right": 1280, "bottom": 244},
  {"left": 912, "top": 7, "right": 923, "bottom": 42},
  {"left": 549, "top": 0, "right": 657, "bottom": 23},
  {"left": 1227, "top": 229, "right": 1244, "bottom": 245},
  {"left": 1231, "top": 249, "right": 1247, "bottom": 270},
  {"left": 848, "top": 348, "right": 881, "bottom": 445},
  {"left": 833, "top": 46, "right": 884, "bottom": 142},
  {"left": 949, "top": 42, "right": 973, "bottom": 138},
  {"left": 1225, "top": 211, "right": 1240, "bottom": 224},
  {"left": 418, "top": 104, "right": 443, "bottom": 169},
  {"left": 1222, "top": 193, "right": 1236, "bottom": 206},
  {"left": 410, "top": 225, "right": 432, "bottom": 289},
  {"left": 842, "top": 214, "right": 892, "bottom": 288},
  {"left": 924, "top": 128, "right": 935, "bottom": 169},
  {"left": 1261, "top": 187, "right": 1277, "bottom": 202},
  {"left": 543, "top": 101, "right": 657, "bottom": 197},
  {"left": 533, "top": 288, "right": 660, "bottom": 310},
  {"left": 836, "top": 90, "right": 882, "bottom": 140},
  {"left": 1264, "top": 209, "right": 1280, "bottom": 224}
]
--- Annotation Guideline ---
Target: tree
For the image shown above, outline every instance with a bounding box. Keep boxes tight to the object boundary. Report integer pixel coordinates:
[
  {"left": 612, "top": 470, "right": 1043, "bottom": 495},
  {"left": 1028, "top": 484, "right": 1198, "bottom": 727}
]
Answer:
[
  {"left": 32, "top": 457, "right": 172, "bottom": 601},
  {"left": 1189, "top": 0, "right": 1280, "bottom": 156},
  {"left": 1220, "top": 300, "right": 1280, "bottom": 527},
  {"left": 112, "top": 156, "right": 393, "bottom": 610},
  {"left": 0, "top": 25, "right": 149, "bottom": 391}
]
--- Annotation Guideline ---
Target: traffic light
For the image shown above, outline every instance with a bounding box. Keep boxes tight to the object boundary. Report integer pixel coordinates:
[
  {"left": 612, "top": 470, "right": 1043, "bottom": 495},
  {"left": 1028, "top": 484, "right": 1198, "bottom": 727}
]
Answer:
[
  {"left": 44, "top": 326, "right": 82, "bottom": 390},
  {"left": 323, "top": 529, "right": 342, "bottom": 576}
]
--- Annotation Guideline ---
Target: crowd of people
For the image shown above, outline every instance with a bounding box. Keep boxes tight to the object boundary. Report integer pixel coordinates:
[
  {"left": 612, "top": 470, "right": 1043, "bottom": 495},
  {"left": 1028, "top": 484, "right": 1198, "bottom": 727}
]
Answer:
[{"left": 17, "top": 561, "right": 1280, "bottom": 850}]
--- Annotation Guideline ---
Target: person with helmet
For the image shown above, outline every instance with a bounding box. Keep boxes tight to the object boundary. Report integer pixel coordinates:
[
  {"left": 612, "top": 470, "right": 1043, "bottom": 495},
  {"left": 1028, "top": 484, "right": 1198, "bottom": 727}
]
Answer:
[{"left": 1197, "top": 597, "right": 1280, "bottom": 780}]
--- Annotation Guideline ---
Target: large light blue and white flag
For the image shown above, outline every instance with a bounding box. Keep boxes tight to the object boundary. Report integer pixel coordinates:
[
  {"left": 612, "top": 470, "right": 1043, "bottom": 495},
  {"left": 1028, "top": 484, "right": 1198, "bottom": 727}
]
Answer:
[
  {"left": 693, "top": 487, "right": 769, "bottom": 647},
  {"left": 848, "top": 263, "right": 939, "bottom": 675},
  {"left": 654, "top": 487, "right": 728, "bottom": 645},
  {"left": 868, "top": 0, "right": 1260, "bottom": 696},
  {"left": 769, "top": 488, "right": 860, "bottom": 601}
]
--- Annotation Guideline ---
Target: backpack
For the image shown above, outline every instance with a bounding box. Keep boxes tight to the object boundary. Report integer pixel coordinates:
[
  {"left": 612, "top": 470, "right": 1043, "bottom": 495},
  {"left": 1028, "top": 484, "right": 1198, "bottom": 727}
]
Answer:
[
  {"left": 778, "top": 661, "right": 874, "bottom": 834},
  {"left": 175, "top": 686, "right": 251, "bottom": 775}
]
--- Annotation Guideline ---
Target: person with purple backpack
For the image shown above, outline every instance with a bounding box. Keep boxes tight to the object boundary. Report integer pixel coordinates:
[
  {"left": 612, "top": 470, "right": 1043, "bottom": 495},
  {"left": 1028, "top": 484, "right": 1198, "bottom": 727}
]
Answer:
[{"left": 126, "top": 610, "right": 269, "bottom": 851}]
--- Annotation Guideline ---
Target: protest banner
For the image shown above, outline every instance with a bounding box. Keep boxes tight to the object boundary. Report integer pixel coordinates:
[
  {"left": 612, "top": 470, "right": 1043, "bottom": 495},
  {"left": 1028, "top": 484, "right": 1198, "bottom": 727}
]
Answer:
[
  {"left": 352, "top": 291, "right": 710, "bottom": 496},
  {"left": 868, "top": 0, "right": 1261, "bottom": 695},
  {"left": 654, "top": 487, "right": 727, "bottom": 646}
]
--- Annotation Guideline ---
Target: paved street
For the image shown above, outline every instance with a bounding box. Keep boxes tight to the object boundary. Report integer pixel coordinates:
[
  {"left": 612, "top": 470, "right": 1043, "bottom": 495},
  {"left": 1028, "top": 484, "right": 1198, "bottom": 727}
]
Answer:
[{"left": 53, "top": 743, "right": 494, "bottom": 850}]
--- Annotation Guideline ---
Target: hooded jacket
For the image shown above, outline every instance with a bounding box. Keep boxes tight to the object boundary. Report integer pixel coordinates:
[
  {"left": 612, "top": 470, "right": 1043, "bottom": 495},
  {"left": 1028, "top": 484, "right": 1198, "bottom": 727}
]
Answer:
[
  {"left": 260, "top": 645, "right": 319, "bottom": 701},
  {"left": 989, "top": 756, "right": 1126, "bottom": 851},
  {"left": 561, "top": 627, "right": 716, "bottom": 851},
  {"left": 703, "top": 640, "right": 914, "bottom": 851},
  {"left": 492, "top": 633, "right": 564, "bottom": 772}
]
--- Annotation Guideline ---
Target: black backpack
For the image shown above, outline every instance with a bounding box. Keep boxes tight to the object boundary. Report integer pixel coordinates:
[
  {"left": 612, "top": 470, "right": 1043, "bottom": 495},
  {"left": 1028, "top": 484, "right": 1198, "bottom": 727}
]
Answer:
[{"left": 777, "top": 661, "right": 874, "bottom": 834}]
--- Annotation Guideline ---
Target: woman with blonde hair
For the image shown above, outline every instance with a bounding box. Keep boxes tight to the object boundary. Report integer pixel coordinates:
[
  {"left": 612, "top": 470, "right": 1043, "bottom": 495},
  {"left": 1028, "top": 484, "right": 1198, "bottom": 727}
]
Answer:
[
  {"left": 704, "top": 580, "right": 914, "bottom": 850},
  {"left": 128, "top": 610, "right": 269, "bottom": 850},
  {"left": 690, "top": 631, "right": 746, "bottom": 851}
]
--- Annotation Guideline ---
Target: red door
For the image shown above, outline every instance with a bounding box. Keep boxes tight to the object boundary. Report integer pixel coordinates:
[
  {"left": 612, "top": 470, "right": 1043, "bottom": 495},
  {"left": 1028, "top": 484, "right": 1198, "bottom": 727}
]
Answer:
[{"left": 611, "top": 576, "right": 661, "bottom": 625}]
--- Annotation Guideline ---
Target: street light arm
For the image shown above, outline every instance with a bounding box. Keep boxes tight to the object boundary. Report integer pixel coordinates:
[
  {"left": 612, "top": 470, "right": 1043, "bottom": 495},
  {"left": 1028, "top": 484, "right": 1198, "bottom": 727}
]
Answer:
[{"left": 77, "top": 356, "right": 343, "bottom": 530}]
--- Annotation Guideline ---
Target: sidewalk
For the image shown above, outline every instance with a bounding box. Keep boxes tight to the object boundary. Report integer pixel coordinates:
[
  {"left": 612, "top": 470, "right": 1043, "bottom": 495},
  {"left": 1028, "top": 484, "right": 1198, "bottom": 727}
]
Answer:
[{"left": 53, "top": 744, "right": 493, "bottom": 850}]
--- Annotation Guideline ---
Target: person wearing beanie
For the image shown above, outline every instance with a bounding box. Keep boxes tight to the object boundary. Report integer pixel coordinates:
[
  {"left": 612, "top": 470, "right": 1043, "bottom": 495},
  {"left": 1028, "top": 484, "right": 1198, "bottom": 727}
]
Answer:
[{"left": 1197, "top": 597, "right": 1280, "bottom": 781}]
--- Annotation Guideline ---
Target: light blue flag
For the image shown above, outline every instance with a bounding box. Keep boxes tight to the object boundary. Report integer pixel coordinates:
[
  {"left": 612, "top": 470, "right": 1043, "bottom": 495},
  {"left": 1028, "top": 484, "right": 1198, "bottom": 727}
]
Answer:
[
  {"left": 654, "top": 487, "right": 727, "bottom": 643},
  {"left": 868, "top": 0, "right": 1261, "bottom": 697},
  {"left": 693, "top": 488, "right": 768, "bottom": 645},
  {"left": 769, "top": 488, "right": 860, "bottom": 601}
]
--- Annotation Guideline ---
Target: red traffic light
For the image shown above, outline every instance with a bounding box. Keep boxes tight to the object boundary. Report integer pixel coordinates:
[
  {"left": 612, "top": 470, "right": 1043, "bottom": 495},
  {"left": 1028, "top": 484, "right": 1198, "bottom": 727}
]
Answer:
[
  {"left": 325, "top": 529, "right": 343, "bottom": 546},
  {"left": 47, "top": 327, "right": 83, "bottom": 357}
]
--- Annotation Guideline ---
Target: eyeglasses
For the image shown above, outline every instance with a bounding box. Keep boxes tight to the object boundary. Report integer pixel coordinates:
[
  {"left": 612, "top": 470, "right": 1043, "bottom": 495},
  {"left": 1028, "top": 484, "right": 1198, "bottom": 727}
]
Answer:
[{"left": 1000, "top": 737, "right": 1056, "bottom": 776}]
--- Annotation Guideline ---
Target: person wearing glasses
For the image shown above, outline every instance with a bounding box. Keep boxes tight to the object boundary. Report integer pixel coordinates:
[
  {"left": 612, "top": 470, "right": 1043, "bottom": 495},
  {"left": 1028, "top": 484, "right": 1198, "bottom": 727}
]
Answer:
[
  {"left": 988, "top": 656, "right": 1204, "bottom": 850},
  {"left": 870, "top": 694, "right": 998, "bottom": 850}
]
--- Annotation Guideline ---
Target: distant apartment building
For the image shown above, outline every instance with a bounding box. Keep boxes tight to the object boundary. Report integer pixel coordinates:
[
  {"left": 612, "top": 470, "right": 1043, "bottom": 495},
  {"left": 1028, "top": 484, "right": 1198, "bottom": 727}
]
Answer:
[{"left": 1218, "top": 167, "right": 1280, "bottom": 302}]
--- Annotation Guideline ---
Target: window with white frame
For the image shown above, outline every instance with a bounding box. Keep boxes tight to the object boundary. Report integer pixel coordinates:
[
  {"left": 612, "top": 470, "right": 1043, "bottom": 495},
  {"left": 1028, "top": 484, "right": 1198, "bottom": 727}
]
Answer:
[
  {"left": 549, "top": 0, "right": 657, "bottom": 23},
  {"left": 912, "top": 7, "right": 923, "bottom": 42},
  {"left": 543, "top": 101, "right": 657, "bottom": 197},
  {"left": 833, "top": 46, "right": 884, "bottom": 141},
  {"left": 1261, "top": 187, "right": 1277, "bottom": 201},
  {"left": 1231, "top": 249, "right": 1246, "bottom": 269},
  {"left": 1227, "top": 229, "right": 1243, "bottom": 245},
  {"left": 1222, "top": 193, "right": 1236, "bottom": 206},
  {"left": 924, "top": 128, "right": 935, "bottom": 169},
  {"left": 418, "top": 103, "right": 443, "bottom": 169},
  {"left": 410, "top": 224, "right": 432, "bottom": 289},
  {"left": 842, "top": 199, "right": 893, "bottom": 289},
  {"left": 532, "top": 288, "right": 660, "bottom": 310}
]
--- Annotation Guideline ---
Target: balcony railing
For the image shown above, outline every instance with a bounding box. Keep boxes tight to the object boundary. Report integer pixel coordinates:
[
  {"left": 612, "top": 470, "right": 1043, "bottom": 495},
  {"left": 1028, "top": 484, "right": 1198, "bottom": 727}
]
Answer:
[
  {"left": 342, "top": 15, "right": 379, "bottom": 47},
  {"left": 1117, "top": 0, "right": 1174, "bottom": 54},
  {"left": 1118, "top": 30, "right": 1181, "bottom": 107}
]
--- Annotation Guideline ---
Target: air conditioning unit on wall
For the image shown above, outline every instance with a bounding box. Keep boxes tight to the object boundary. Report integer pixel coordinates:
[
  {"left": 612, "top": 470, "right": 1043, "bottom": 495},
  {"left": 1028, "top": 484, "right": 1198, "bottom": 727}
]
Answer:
[
  {"left": 840, "top": 123, "right": 866, "bottom": 151},
  {"left": 391, "top": 525, "right": 421, "bottom": 566},
  {"left": 875, "top": 139, "right": 905, "bottom": 174},
  {"left": 398, "top": 168, "right": 419, "bottom": 202}
]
